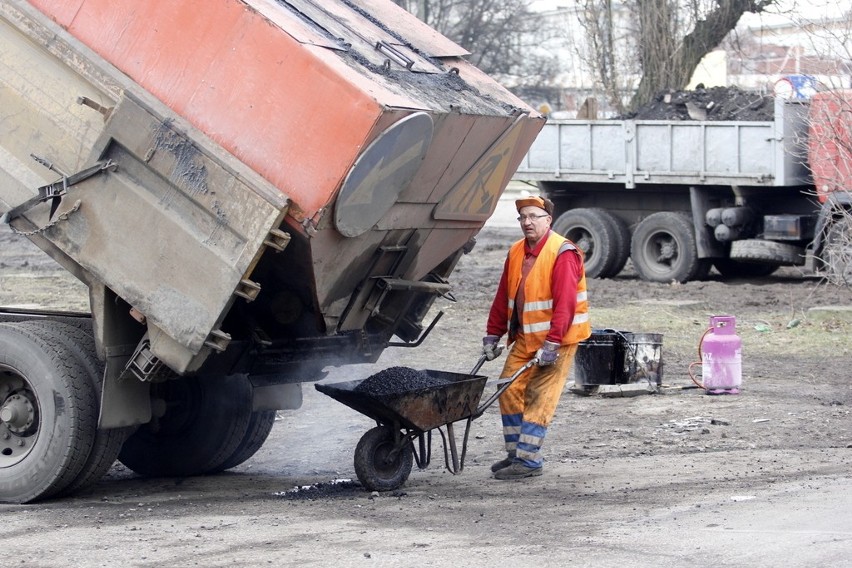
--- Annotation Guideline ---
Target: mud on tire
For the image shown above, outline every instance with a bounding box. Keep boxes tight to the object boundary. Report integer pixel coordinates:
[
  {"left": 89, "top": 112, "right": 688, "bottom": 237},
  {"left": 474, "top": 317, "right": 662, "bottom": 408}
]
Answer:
[{"left": 353, "top": 426, "right": 413, "bottom": 492}]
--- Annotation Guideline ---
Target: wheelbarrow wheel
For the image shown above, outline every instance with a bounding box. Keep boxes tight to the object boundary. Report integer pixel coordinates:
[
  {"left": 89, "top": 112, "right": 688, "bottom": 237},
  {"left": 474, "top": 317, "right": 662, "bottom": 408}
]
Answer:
[{"left": 354, "top": 426, "right": 413, "bottom": 492}]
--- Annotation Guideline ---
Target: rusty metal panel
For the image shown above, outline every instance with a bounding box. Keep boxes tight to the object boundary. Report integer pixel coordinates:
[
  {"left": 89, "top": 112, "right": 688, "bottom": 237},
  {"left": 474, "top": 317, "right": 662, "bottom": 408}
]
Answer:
[
  {"left": 426, "top": 116, "right": 519, "bottom": 208},
  {"left": 315, "top": 370, "right": 487, "bottom": 432},
  {"left": 398, "top": 113, "right": 479, "bottom": 205},
  {"left": 8, "top": 91, "right": 286, "bottom": 371},
  {"left": 404, "top": 226, "right": 479, "bottom": 283},
  {"left": 433, "top": 116, "right": 531, "bottom": 222},
  {"left": 64, "top": 96, "right": 283, "bottom": 362}
]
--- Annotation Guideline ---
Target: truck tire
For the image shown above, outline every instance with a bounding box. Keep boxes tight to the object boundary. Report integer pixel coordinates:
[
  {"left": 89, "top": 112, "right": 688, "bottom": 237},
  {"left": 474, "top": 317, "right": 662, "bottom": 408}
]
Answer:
[
  {"left": 712, "top": 259, "right": 779, "bottom": 278},
  {"left": 630, "top": 212, "right": 703, "bottom": 283},
  {"left": 729, "top": 239, "right": 805, "bottom": 266},
  {"left": 209, "top": 410, "right": 277, "bottom": 473},
  {"left": 353, "top": 426, "right": 413, "bottom": 492},
  {"left": 552, "top": 208, "right": 620, "bottom": 278},
  {"left": 0, "top": 323, "right": 98, "bottom": 503},
  {"left": 595, "top": 209, "right": 631, "bottom": 277},
  {"left": 118, "top": 374, "right": 252, "bottom": 477},
  {"left": 16, "top": 320, "right": 131, "bottom": 496}
]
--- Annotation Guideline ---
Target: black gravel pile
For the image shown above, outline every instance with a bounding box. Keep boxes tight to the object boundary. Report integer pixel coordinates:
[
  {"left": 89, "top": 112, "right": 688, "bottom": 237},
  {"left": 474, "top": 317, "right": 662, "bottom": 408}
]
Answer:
[
  {"left": 276, "top": 479, "right": 361, "bottom": 500},
  {"left": 354, "top": 366, "right": 452, "bottom": 397},
  {"left": 619, "top": 86, "right": 774, "bottom": 121}
]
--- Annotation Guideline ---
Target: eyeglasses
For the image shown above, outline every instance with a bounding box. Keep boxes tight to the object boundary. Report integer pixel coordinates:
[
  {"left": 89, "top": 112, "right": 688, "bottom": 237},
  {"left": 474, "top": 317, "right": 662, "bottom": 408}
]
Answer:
[{"left": 517, "top": 213, "right": 550, "bottom": 223}]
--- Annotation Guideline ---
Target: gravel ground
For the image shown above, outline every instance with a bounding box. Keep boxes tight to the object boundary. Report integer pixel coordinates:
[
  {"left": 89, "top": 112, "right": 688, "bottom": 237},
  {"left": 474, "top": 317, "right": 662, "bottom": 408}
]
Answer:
[{"left": 1, "top": 203, "right": 851, "bottom": 566}]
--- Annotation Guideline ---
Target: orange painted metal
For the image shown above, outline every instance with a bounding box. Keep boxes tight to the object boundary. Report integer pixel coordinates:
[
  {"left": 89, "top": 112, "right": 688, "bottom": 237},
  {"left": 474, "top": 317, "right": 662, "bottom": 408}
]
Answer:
[
  {"left": 808, "top": 90, "right": 852, "bottom": 202},
  {"left": 27, "top": 0, "right": 543, "bottom": 228},
  {"left": 28, "top": 0, "right": 382, "bottom": 215}
]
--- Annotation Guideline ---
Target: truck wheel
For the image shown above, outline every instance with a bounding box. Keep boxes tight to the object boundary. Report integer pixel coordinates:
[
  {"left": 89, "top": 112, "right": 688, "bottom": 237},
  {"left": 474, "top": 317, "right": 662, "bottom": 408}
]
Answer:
[
  {"left": 730, "top": 239, "right": 805, "bottom": 266},
  {"left": 713, "top": 259, "right": 779, "bottom": 278},
  {"left": 353, "top": 426, "right": 413, "bottom": 492},
  {"left": 552, "top": 208, "right": 620, "bottom": 278},
  {"left": 16, "top": 320, "right": 131, "bottom": 496},
  {"left": 0, "top": 323, "right": 98, "bottom": 503},
  {"left": 630, "top": 212, "right": 702, "bottom": 283},
  {"left": 594, "top": 209, "right": 631, "bottom": 277},
  {"left": 209, "top": 410, "right": 277, "bottom": 473},
  {"left": 819, "top": 216, "right": 852, "bottom": 285},
  {"left": 118, "top": 374, "right": 252, "bottom": 477}
]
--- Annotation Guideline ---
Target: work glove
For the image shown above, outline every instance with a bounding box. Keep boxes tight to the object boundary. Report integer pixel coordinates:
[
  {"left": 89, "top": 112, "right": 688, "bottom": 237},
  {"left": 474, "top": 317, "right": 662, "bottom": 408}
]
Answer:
[
  {"left": 535, "top": 340, "right": 560, "bottom": 366},
  {"left": 482, "top": 335, "right": 502, "bottom": 361}
]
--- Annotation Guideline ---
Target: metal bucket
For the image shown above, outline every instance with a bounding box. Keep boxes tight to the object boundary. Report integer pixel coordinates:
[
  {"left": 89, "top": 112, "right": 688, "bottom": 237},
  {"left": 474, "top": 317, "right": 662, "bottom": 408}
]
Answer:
[
  {"left": 573, "top": 330, "right": 625, "bottom": 386},
  {"left": 619, "top": 332, "right": 663, "bottom": 385}
]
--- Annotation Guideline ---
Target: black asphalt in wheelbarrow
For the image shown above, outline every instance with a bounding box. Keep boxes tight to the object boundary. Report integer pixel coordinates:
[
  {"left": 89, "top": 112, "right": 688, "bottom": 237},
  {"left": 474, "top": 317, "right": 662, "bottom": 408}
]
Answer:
[{"left": 315, "top": 356, "right": 536, "bottom": 492}]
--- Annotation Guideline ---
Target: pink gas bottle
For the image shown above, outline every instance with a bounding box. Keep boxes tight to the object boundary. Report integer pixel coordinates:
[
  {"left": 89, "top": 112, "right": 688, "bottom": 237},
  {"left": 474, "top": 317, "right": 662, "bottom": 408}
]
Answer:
[{"left": 701, "top": 315, "right": 742, "bottom": 395}]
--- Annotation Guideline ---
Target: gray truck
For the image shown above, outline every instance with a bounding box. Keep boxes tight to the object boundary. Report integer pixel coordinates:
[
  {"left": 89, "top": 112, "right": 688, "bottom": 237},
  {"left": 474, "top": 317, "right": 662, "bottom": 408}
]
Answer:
[
  {"left": 0, "top": 0, "right": 543, "bottom": 502},
  {"left": 513, "top": 95, "right": 852, "bottom": 283}
]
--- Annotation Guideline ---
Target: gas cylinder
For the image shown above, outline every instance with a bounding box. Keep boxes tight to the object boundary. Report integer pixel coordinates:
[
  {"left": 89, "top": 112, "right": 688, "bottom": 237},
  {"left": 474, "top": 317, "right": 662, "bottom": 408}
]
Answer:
[{"left": 701, "top": 315, "right": 742, "bottom": 394}]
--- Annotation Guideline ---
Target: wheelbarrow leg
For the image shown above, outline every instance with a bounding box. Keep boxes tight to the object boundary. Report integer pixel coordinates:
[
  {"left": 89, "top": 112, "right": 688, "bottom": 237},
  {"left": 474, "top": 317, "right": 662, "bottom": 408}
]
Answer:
[
  {"left": 438, "top": 417, "right": 475, "bottom": 475},
  {"left": 446, "top": 423, "right": 460, "bottom": 472},
  {"left": 413, "top": 431, "right": 432, "bottom": 469}
]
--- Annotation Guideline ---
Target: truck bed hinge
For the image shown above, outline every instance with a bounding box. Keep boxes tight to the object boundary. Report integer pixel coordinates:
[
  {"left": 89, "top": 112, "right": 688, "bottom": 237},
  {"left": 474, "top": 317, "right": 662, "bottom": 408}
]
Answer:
[
  {"left": 203, "top": 329, "right": 231, "bottom": 352},
  {"left": 234, "top": 279, "right": 262, "bottom": 301},
  {"left": 263, "top": 228, "right": 291, "bottom": 251}
]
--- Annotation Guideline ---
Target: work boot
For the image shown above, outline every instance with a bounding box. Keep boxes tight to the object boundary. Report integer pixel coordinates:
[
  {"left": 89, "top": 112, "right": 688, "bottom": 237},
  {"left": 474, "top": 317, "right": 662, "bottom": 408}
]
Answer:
[
  {"left": 493, "top": 461, "right": 543, "bottom": 480},
  {"left": 490, "top": 453, "right": 515, "bottom": 473}
]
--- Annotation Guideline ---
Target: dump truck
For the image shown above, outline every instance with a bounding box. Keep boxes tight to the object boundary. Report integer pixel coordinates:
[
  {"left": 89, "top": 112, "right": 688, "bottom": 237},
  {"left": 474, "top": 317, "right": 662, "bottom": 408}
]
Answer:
[
  {"left": 512, "top": 93, "right": 852, "bottom": 283},
  {"left": 0, "top": 0, "right": 544, "bottom": 503}
]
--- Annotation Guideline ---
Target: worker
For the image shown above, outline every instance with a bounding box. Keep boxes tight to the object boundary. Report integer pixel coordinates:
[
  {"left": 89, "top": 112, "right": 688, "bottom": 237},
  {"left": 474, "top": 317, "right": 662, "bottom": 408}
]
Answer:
[{"left": 482, "top": 195, "right": 591, "bottom": 480}]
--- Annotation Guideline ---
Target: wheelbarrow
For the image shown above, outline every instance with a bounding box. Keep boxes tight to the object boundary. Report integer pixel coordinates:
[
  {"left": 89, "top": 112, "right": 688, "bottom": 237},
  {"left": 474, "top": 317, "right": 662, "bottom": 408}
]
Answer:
[{"left": 315, "top": 352, "right": 536, "bottom": 491}]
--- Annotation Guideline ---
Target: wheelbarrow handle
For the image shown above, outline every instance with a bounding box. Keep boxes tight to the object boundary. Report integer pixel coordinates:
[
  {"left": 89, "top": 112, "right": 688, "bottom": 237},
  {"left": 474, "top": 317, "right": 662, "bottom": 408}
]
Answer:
[
  {"left": 471, "top": 357, "right": 538, "bottom": 419},
  {"left": 470, "top": 354, "right": 488, "bottom": 376},
  {"left": 469, "top": 344, "right": 507, "bottom": 376}
]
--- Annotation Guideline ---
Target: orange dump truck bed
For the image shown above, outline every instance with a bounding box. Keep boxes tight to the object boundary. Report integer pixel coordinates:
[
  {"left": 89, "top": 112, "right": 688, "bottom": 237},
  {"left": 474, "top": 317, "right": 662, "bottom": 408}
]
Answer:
[
  {"left": 30, "top": 0, "right": 538, "bottom": 216},
  {"left": 1, "top": 0, "right": 542, "bottom": 392}
]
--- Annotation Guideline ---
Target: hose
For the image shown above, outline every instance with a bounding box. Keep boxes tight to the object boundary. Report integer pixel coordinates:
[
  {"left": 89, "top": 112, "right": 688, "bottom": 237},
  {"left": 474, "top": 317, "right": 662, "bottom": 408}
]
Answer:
[{"left": 687, "top": 327, "right": 713, "bottom": 389}]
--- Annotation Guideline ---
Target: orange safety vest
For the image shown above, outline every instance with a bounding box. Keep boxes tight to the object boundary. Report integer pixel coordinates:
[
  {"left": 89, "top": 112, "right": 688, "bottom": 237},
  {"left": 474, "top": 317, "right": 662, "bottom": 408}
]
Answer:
[{"left": 506, "top": 233, "right": 591, "bottom": 353}]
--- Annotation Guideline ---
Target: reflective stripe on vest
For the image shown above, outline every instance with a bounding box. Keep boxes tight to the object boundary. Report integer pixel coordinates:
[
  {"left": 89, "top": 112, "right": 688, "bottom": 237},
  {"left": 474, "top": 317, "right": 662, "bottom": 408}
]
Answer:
[{"left": 505, "top": 233, "right": 591, "bottom": 352}]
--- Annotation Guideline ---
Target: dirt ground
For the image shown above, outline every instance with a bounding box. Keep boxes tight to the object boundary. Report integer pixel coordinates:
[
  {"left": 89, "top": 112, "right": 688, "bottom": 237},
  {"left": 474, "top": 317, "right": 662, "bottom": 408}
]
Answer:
[{"left": 1, "top": 207, "right": 851, "bottom": 566}]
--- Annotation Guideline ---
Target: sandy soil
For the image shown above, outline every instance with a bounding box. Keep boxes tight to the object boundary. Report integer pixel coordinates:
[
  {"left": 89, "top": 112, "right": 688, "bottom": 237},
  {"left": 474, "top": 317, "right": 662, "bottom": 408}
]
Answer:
[{"left": 1, "top": 215, "right": 851, "bottom": 567}]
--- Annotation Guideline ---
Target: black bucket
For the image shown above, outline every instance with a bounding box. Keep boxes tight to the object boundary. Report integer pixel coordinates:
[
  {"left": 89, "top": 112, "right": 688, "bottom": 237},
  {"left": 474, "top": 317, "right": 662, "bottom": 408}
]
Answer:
[
  {"left": 574, "top": 330, "right": 625, "bottom": 386},
  {"left": 619, "top": 332, "right": 664, "bottom": 385}
]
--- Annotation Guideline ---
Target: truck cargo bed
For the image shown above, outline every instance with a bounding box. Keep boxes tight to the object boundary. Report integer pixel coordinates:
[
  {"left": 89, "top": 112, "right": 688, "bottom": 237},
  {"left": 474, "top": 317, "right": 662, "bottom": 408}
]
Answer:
[{"left": 514, "top": 97, "right": 811, "bottom": 188}]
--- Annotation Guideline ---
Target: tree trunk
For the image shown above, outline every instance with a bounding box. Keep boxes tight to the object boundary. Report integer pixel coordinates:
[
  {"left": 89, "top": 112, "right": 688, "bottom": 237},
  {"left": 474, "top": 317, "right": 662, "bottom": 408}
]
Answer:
[{"left": 630, "top": 0, "right": 776, "bottom": 111}]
